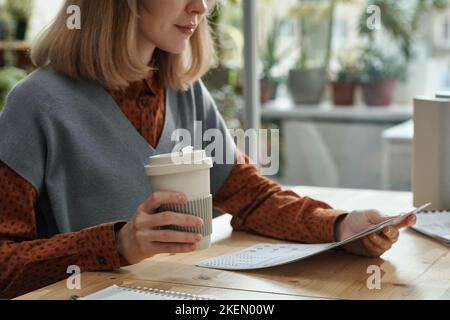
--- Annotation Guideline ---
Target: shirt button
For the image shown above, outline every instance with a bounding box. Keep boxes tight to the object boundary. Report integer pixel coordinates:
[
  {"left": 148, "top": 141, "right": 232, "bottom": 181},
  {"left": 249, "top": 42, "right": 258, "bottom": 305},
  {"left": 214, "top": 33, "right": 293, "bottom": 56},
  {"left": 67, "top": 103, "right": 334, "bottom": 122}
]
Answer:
[
  {"left": 97, "top": 256, "right": 107, "bottom": 265},
  {"left": 140, "top": 97, "right": 150, "bottom": 107}
]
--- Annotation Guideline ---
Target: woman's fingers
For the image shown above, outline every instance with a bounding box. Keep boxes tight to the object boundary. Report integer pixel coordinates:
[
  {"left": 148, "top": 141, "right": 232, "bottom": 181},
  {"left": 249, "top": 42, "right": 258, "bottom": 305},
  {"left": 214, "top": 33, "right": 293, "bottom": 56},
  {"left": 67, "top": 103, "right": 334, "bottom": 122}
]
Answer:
[
  {"left": 381, "top": 226, "right": 399, "bottom": 243},
  {"left": 155, "top": 211, "right": 203, "bottom": 228},
  {"left": 135, "top": 211, "right": 203, "bottom": 230},
  {"left": 361, "top": 236, "right": 385, "bottom": 257},
  {"left": 393, "top": 214, "right": 417, "bottom": 229},
  {"left": 367, "top": 232, "right": 392, "bottom": 251},
  {"left": 137, "top": 229, "right": 203, "bottom": 244},
  {"left": 366, "top": 210, "right": 416, "bottom": 231},
  {"left": 342, "top": 210, "right": 414, "bottom": 258},
  {"left": 359, "top": 226, "right": 402, "bottom": 257},
  {"left": 149, "top": 243, "right": 197, "bottom": 255},
  {"left": 140, "top": 192, "right": 188, "bottom": 213},
  {"left": 120, "top": 192, "right": 203, "bottom": 264}
]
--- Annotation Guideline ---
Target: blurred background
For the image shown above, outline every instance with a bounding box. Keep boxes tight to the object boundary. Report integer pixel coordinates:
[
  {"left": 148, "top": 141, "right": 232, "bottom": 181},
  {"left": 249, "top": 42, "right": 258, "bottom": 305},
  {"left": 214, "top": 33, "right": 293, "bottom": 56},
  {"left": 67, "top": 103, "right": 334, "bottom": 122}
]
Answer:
[{"left": 1, "top": 0, "right": 450, "bottom": 192}]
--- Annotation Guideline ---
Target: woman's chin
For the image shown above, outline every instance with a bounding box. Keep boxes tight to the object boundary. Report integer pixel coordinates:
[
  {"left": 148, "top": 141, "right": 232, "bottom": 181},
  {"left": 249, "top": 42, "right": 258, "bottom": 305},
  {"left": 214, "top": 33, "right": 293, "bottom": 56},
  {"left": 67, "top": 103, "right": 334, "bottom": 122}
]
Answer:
[{"left": 160, "top": 43, "right": 189, "bottom": 55}]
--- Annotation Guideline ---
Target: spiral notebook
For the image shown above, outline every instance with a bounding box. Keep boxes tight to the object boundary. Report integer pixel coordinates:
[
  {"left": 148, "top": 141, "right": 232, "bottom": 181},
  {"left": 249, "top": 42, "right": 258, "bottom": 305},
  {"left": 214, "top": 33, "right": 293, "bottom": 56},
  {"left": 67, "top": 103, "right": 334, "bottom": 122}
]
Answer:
[
  {"left": 77, "top": 285, "right": 218, "bottom": 300},
  {"left": 412, "top": 210, "right": 450, "bottom": 245}
]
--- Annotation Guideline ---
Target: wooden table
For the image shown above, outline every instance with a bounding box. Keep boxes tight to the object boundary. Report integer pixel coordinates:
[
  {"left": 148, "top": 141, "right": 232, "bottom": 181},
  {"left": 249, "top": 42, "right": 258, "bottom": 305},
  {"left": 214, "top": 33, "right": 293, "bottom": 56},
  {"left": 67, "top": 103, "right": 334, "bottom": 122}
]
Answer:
[{"left": 16, "top": 187, "right": 450, "bottom": 300}]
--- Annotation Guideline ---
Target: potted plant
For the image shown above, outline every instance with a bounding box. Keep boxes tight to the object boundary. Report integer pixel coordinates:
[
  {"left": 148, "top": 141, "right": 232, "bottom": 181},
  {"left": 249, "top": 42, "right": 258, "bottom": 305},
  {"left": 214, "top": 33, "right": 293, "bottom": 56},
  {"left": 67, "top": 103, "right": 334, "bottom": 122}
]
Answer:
[
  {"left": 330, "top": 54, "right": 361, "bottom": 106},
  {"left": 288, "top": 0, "right": 359, "bottom": 105},
  {"left": 203, "top": 0, "right": 242, "bottom": 91},
  {"left": 259, "top": 18, "right": 287, "bottom": 104},
  {"left": 6, "top": 0, "right": 33, "bottom": 40},
  {"left": 0, "top": 7, "right": 14, "bottom": 41},
  {"left": 359, "top": 47, "right": 406, "bottom": 106},
  {"left": 360, "top": 0, "right": 450, "bottom": 63},
  {"left": 288, "top": 0, "right": 334, "bottom": 105},
  {"left": 358, "top": 0, "right": 450, "bottom": 104}
]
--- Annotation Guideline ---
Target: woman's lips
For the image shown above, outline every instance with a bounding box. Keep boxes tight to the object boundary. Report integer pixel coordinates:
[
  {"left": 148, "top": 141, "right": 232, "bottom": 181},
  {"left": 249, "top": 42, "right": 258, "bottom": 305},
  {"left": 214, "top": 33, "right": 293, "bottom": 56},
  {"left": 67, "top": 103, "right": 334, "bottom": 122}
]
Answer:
[{"left": 175, "top": 25, "right": 196, "bottom": 36}]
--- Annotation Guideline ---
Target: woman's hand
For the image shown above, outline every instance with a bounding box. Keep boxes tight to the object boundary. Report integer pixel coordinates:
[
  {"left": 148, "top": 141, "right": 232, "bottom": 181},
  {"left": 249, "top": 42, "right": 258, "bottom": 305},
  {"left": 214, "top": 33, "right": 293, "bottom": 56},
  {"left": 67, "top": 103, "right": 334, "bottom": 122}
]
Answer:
[
  {"left": 116, "top": 192, "right": 204, "bottom": 265},
  {"left": 335, "top": 210, "right": 417, "bottom": 258}
]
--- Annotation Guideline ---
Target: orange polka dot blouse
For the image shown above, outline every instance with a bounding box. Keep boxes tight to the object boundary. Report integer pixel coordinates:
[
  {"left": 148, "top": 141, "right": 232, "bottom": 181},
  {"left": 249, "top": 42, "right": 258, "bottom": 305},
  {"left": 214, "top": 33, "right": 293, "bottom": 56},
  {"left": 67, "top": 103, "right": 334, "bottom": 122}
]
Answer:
[{"left": 0, "top": 73, "right": 347, "bottom": 298}]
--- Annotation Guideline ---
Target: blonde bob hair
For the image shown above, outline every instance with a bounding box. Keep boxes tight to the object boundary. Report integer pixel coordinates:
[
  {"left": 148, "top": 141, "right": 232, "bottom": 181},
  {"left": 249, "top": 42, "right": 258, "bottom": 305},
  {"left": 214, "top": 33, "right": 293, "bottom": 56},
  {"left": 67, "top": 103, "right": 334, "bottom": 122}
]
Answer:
[{"left": 31, "top": 0, "right": 217, "bottom": 90}]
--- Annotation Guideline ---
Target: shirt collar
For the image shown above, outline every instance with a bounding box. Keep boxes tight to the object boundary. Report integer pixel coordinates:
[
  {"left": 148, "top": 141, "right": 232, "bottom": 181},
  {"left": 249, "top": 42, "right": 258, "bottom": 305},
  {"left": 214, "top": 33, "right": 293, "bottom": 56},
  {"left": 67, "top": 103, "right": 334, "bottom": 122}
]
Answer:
[{"left": 144, "top": 65, "right": 161, "bottom": 96}]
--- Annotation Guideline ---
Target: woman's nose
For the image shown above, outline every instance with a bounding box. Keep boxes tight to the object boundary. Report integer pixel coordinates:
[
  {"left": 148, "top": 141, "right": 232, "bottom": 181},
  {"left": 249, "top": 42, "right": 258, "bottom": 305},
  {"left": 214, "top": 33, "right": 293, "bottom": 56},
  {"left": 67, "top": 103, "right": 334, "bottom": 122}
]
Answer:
[{"left": 187, "top": 0, "right": 208, "bottom": 16}]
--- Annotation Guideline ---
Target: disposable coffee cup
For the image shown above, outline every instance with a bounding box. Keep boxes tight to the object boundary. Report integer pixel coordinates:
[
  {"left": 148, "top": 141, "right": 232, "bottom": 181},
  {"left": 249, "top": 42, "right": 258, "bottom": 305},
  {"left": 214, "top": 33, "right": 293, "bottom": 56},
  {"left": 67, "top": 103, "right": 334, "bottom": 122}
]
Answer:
[{"left": 144, "top": 147, "right": 214, "bottom": 250}]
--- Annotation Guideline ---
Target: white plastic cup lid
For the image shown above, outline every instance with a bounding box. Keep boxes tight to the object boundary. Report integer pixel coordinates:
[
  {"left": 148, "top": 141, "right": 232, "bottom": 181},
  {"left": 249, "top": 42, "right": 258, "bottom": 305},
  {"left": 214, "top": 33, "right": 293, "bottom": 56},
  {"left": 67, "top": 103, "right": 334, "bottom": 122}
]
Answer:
[{"left": 145, "top": 147, "right": 213, "bottom": 176}]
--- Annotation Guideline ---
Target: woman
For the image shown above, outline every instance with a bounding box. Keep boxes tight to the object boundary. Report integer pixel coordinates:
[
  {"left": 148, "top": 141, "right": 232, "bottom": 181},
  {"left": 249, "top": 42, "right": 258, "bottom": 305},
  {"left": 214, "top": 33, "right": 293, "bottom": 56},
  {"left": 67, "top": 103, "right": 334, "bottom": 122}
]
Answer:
[{"left": 0, "top": 0, "right": 415, "bottom": 299}]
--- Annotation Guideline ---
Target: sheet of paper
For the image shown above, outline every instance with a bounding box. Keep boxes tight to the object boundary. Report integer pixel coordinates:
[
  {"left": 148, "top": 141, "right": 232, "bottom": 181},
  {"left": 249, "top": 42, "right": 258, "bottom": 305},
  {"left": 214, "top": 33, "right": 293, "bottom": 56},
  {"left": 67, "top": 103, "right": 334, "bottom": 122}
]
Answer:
[
  {"left": 197, "top": 204, "right": 430, "bottom": 271},
  {"left": 197, "top": 243, "right": 335, "bottom": 270},
  {"left": 196, "top": 219, "right": 391, "bottom": 271},
  {"left": 412, "top": 211, "right": 450, "bottom": 244}
]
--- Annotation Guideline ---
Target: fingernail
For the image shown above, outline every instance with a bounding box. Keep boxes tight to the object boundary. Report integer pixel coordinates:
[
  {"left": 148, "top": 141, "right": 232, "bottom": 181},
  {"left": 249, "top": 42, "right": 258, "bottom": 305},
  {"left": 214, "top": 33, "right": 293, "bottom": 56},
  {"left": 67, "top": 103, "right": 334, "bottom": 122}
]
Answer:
[
  {"left": 179, "top": 195, "right": 187, "bottom": 202},
  {"left": 196, "top": 234, "right": 203, "bottom": 241}
]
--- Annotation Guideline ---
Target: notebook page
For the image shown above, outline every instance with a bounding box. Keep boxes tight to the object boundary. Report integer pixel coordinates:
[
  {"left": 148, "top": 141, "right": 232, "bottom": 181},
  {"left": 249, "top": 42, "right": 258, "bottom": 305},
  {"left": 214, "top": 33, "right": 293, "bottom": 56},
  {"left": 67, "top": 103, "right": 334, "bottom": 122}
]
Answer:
[{"left": 81, "top": 285, "right": 213, "bottom": 300}]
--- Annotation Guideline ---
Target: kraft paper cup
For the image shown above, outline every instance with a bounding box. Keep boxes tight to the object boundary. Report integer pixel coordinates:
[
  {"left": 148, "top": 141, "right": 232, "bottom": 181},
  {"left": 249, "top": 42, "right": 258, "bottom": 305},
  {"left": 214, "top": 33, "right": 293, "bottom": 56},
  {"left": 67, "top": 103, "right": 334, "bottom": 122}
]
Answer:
[{"left": 145, "top": 148, "right": 213, "bottom": 250}]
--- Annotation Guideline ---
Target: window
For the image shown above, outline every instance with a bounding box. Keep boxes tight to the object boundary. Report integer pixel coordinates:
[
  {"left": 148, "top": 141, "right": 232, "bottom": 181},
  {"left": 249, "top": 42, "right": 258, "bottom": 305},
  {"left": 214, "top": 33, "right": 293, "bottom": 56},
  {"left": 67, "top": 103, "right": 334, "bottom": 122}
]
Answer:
[{"left": 28, "top": 0, "right": 64, "bottom": 40}]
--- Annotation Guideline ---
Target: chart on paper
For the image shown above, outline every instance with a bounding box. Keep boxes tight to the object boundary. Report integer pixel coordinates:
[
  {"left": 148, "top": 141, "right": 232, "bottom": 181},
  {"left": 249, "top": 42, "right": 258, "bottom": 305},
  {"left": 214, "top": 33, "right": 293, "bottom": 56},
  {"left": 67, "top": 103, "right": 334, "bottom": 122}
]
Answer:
[
  {"left": 197, "top": 204, "right": 431, "bottom": 270},
  {"left": 197, "top": 243, "right": 335, "bottom": 270}
]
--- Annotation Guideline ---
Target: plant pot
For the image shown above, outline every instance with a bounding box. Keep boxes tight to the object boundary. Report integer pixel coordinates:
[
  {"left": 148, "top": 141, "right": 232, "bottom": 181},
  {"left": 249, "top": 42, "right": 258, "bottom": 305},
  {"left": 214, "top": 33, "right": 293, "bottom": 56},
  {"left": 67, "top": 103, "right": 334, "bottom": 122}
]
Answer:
[
  {"left": 234, "top": 78, "right": 278, "bottom": 104},
  {"left": 362, "top": 79, "right": 397, "bottom": 107},
  {"left": 331, "top": 80, "right": 355, "bottom": 106},
  {"left": 288, "top": 67, "right": 326, "bottom": 105},
  {"left": 260, "top": 78, "right": 278, "bottom": 104},
  {"left": 15, "top": 19, "right": 28, "bottom": 40}
]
